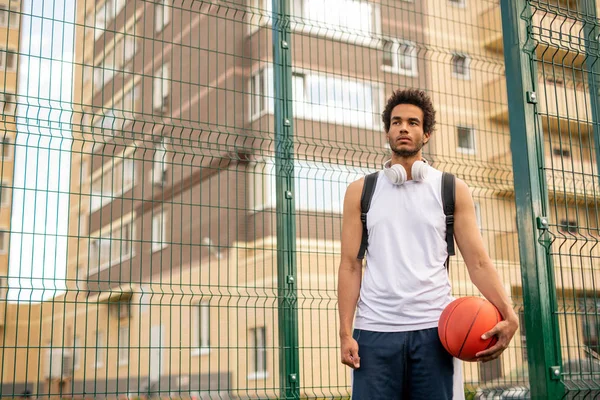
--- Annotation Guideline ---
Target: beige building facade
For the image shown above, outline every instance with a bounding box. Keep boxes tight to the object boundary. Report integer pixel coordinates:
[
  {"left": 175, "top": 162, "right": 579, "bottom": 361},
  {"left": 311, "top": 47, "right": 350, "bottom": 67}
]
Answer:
[
  {"left": 3, "top": 0, "right": 600, "bottom": 398},
  {"left": 0, "top": 0, "right": 22, "bottom": 395}
]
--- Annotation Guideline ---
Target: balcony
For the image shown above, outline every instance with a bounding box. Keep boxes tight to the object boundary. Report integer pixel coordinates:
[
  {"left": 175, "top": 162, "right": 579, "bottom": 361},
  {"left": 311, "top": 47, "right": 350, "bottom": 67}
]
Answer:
[
  {"left": 481, "top": 3, "right": 586, "bottom": 68},
  {"left": 490, "top": 148, "right": 599, "bottom": 205},
  {"left": 484, "top": 75, "right": 593, "bottom": 135}
]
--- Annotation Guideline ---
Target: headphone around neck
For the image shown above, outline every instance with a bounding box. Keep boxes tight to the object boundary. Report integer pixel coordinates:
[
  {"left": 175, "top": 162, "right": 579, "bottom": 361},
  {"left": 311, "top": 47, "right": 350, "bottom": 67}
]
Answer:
[{"left": 383, "top": 159, "right": 429, "bottom": 185}]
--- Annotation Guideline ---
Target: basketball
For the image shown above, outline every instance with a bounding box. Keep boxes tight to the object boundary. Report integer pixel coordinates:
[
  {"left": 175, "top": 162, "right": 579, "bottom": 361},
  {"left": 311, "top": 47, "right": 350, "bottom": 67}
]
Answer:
[{"left": 438, "top": 297, "right": 502, "bottom": 361}]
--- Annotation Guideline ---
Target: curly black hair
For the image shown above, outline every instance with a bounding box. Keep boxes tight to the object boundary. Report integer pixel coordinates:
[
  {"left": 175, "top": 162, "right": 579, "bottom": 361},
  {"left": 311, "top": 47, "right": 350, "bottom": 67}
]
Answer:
[{"left": 382, "top": 89, "right": 436, "bottom": 134}]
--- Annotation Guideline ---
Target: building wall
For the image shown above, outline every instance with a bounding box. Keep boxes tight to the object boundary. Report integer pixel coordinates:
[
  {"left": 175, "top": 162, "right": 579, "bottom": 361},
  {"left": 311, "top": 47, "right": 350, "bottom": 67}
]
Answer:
[{"left": 5, "top": 0, "right": 600, "bottom": 398}]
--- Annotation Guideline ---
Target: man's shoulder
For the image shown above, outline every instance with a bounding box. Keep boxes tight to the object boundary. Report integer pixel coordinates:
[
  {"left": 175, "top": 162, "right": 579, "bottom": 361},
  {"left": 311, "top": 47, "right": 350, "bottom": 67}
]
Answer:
[
  {"left": 347, "top": 175, "right": 366, "bottom": 195},
  {"left": 346, "top": 172, "right": 380, "bottom": 203}
]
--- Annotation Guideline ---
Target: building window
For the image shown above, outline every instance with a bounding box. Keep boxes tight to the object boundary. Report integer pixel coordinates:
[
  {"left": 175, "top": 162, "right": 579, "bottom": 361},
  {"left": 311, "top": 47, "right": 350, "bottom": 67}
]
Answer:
[
  {"left": 91, "top": 157, "right": 136, "bottom": 212},
  {"left": 0, "top": 93, "right": 16, "bottom": 114},
  {"left": 479, "top": 356, "right": 502, "bottom": 382},
  {"left": 546, "top": 75, "right": 564, "bottom": 85},
  {"left": 251, "top": 68, "right": 379, "bottom": 127},
  {"left": 518, "top": 309, "right": 527, "bottom": 362},
  {"left": 0, "top": 50, "right": 17, "bottom": 71},
  {"left": 94, "top": 46, "right": 117, "bottom": 89},
  {"left": 0, "top": 5, "right": 19, "bottom": 28},
  {"left": 92, "top": 24, "right": 139, "bottom": 91},
  {"left": 95, "top": 84, "right": 140, "bottom": 135},
  {"left": 0, "top": 136, "right": 13, "bottom": 160},
  {"left": 249, "top": 0, "right": 379, "bottom": 42},
  {"left": 581, "top": 307, "right": 600, "bottom": 356},
  {"left": 96, "top": 109, "right": 117, "bottom": 134},
  {"left": 457, "top": 126, "right": 475, "bottom": 153},
  {"left": 0, "top": 182, "right": 11, "bottom": 207},
  {"left": 155, "top": 0, "right": 171, "bottom": 33},
  {"left": 0, "top": 231, "right": 8, "bottom": 253},
  {"left": 95, "top": 331, "right": 105, "bottom": 368},
  {"left": 89, "top": 218, "right": 135, "bottom": 273},
  {"left": 152, "top": 138, "right": 168, "bottom": 185},
  {"left": 296, "top": 0, "right": 379, "bottom": 36},
  {"left": 73, "top": 336, "right": 82, "bottom": 371},
  {"left": 250, "top": 69, "right": 271, "bottom": 120},
  {"left": 559, "top": 219, "right": 578, "bottom": 234},
  {"left": 247, "top": 0, "right": 272, "bottom": 34},
  {"left": 122, "top": 36, "right": 138, "bottom": 68},
  {"left": 152, "top": 211, "right": 168, "bottom": 252},
  {"left": 153, "top": 64, "right": 170, "bottom": 112},
  {"left": 296, "top": 72, "right": 379, "bottom": 128},
  {"left": 381, "top": 40, "right": 417, "bottom": 76},
  {"left": 452, "top": 53, "right": 470, "bottom": 79},
  {"left": 118, "top": 325, "right": 129, "bottom": 366},
  {"left": 292, "top": 72, "right": 305, "bottom": 102},
  {"left": 552, "top": 147, "right": 571, "bottom": 158},
  {"left": 249, "top": 159, "right": 371, "bottom": 212},
  {"left": 249, "top": 327, "right": 267, "bottom": 379},
  {"left": 119, "top": 83, "right": 140, "bottom": 121},
  {"left": 88, "top": 0, "right": 126, "bottom": 39},
  {"left": 192, "top": 302, "right": 210, "bottom": 355},
  {"left": 449, "top": 0, "right": 466, "bottom": 6}
]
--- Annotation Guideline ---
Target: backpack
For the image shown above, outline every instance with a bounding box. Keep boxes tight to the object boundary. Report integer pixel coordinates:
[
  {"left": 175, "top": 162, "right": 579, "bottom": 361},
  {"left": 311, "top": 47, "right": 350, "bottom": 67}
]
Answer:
[{"left": 356, "top": 171, "right": 456, "bottom": 269}]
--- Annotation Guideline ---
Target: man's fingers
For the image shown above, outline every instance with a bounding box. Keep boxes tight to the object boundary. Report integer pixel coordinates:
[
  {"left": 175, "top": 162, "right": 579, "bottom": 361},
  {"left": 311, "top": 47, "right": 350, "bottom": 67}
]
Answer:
[
  {"left": 476, "top": 341, "right": 503, "bottom": 358},
  {"left": 347, "top": 347, "right": 360, "bottom": 368},
  {"left": 481, "top": 326, "right": 498, "bottom": 341},
  {"left": 476, "top": 337, "right": 509, "bottom": 361},
  {"left": 478, "top": 353, "right": 501, "bottom": 363},
  {"left": 340, "top": 337, "right": 360, "bottom": 369},
  {"left": 341, "top": 349, "right": 360, "bottom": 369}
]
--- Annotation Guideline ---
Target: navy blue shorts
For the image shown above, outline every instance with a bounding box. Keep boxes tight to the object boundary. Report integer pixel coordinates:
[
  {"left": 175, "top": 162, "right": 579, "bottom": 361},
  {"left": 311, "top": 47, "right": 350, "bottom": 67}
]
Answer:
[{"left": 351, "top": 327, "right": 455, "bottom": 400}]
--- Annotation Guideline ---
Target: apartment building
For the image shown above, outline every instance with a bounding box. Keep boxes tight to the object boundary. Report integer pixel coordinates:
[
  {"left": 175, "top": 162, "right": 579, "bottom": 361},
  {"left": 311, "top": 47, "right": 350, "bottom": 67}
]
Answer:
[
  {"left": 5, "top": 0, "right": 599, "bottom": 398},
  {"left": 0, "top": 0, "right": 33, "bottom": 396},
  {"left": 0, "top": 0, "right": 17, "bottom": 286},
  {"left": 478, "top": 0, "right": 600, "bottom": 377}
]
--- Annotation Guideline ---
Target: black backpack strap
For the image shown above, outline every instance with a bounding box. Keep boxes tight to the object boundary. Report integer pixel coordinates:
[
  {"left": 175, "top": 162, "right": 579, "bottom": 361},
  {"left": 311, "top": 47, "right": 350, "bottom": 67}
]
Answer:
[
  {"left": 442, "top": 172, "right": 456, "bottom": 269},
  {"left": 357, "top": 172, "right": 379, "bottom": 260}
]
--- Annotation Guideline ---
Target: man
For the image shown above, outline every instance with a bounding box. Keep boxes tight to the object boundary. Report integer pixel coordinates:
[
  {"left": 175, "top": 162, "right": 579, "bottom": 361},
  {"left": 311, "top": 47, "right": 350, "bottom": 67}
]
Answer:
[{"left": 338, "top": 89, "right": 519, "bottom": 399}]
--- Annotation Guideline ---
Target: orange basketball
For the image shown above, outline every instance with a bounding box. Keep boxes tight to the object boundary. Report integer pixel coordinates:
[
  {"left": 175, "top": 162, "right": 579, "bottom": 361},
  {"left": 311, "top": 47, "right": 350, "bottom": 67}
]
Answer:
[{"left": 438, "top": 297, "right": 502, "bottom": 361}]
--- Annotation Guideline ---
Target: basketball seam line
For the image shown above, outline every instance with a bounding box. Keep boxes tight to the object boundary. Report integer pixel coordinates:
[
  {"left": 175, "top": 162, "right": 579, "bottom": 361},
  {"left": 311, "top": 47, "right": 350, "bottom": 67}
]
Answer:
[
  {"left": 443, "top": 297, "right": 468, "bottom": 355},
  {"left": 457, "top": 299, "right": 484, "bottom": 360}
]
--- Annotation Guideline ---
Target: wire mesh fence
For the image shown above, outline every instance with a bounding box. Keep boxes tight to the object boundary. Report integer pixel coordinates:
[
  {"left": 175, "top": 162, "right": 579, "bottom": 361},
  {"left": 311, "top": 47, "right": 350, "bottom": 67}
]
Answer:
[{"left": 0, "top": 0, "right": 597, "bottom": 398}]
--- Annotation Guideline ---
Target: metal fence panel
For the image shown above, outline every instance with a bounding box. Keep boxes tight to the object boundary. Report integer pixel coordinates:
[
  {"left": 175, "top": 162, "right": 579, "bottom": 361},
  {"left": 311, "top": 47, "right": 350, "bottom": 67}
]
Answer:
[
  {"left": 502, "top": 0, "right": 600, "bottom": 398},
  {"left": 0, "top": 0, "right": 595, "bottom": 399}
]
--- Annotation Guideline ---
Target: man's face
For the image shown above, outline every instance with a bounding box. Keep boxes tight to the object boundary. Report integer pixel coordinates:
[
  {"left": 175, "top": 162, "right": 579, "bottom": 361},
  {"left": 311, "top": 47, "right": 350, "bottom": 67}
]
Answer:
[{"left": 386, "top": 103, "right": 431, "bottom": 157}]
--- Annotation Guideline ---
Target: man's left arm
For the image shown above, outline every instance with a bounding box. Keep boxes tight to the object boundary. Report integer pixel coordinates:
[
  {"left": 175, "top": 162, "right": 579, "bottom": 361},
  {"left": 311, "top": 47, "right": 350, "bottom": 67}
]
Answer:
[{"left": 453, "top": 177, "right": 519, "bottom": 362}]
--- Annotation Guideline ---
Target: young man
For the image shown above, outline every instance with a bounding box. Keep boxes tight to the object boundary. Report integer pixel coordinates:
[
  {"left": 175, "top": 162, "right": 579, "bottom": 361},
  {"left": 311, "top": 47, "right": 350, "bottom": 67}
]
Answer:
[{"left": 338, "top": 89, "right": 519, "bottom": 399}]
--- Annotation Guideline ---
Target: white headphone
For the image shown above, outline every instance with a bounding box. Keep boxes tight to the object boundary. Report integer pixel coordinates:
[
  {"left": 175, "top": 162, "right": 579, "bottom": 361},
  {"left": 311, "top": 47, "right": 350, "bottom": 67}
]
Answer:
[{"left": 383, "top": 159, "right": 429, "bottom": 185}]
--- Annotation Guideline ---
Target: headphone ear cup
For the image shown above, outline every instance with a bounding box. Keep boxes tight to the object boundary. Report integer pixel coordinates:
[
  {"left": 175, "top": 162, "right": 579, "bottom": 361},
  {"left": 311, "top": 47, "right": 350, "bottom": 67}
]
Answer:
[
  {"left": 384, "top": 164, "right": 407, "bottom": 185},
  {"left": 411, "top": 161, "right": 429, "bottom": 181}
]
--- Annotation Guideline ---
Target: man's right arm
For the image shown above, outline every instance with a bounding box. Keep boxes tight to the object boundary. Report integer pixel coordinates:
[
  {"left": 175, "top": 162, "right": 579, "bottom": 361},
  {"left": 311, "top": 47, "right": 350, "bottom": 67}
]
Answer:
[{"left": 338, "top": 178, "right": 365, "bottom": 369}]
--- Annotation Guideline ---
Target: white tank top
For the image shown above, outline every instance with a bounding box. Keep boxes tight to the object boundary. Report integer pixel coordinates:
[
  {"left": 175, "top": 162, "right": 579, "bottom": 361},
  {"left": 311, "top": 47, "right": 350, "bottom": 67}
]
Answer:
[{"left": 354, "top": 166, "right": 454, "bottom": 332}]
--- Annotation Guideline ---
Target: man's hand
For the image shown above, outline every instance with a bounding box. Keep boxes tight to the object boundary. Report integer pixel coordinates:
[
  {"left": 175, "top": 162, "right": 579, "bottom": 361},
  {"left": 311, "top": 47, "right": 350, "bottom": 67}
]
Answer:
[
  {"left": 340, "top": 335, "right": 360, "bottom": 369},
  {"left": 475, "top": 318, "right": 518, "bottom": 362}
]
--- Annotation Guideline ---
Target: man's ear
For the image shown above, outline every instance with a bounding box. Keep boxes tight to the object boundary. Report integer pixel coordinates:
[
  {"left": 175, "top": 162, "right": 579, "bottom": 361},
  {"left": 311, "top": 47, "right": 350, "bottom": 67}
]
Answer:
[{"left": 424, "top": 132, "right": 431, "bottom": 144}]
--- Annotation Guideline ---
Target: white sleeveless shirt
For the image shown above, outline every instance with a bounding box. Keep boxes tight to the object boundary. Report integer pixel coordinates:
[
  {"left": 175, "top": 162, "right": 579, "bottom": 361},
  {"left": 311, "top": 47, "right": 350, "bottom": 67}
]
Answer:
[{"left": 354, "top": 166, "right": 454, "bottom": 332}]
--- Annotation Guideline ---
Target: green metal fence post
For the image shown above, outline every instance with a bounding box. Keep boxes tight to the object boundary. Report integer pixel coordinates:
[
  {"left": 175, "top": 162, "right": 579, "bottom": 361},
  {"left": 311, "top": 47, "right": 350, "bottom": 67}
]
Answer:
[
  {"left": 582, "top": 0, "right": 600, "bottom": 183},
  {"left": 271, "top": 0, "right": 300, "bottom": 398},
  {"left": 500, "top": 1, "right": 565, "bottom": 398}
]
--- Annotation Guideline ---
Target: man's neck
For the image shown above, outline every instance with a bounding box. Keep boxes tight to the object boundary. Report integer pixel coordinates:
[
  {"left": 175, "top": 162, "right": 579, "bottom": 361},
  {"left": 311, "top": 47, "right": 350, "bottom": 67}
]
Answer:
[{"left": 390, "top": 153, "right": 423, "bottom": 180}]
